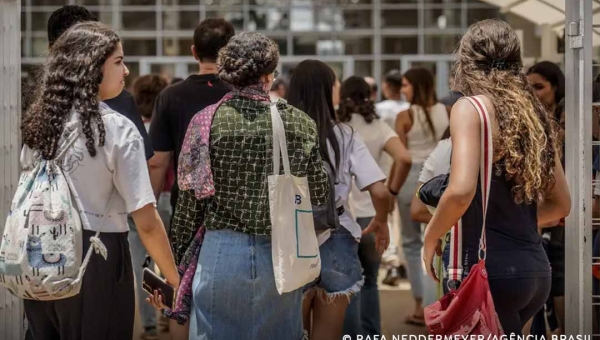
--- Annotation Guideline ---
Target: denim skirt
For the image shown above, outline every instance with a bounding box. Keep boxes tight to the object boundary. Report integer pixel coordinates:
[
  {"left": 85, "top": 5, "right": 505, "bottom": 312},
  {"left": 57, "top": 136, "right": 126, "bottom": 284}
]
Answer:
[{"left": 190, "top": 229, "right": 305, "bottom": 340}]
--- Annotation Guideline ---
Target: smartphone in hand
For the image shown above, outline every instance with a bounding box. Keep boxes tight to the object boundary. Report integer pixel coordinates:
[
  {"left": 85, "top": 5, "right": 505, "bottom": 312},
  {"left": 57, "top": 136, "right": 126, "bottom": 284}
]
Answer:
[{"left": 142, "top": 267, "right": 176, "bottom": 309}]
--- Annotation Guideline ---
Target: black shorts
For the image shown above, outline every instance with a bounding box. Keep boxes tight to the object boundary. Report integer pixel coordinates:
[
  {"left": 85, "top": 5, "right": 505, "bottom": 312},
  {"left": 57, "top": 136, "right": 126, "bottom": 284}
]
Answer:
[{"left": 25, "top": 230, "right": 134, "bottom": 340}]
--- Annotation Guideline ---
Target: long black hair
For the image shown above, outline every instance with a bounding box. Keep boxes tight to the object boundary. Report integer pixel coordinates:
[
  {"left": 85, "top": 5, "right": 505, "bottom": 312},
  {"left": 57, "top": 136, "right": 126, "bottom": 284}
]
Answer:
[
  {"left": 287, "top": 60, "right": 341, "bottom": 174},
  {"left": 527, "top": 61, "right": 565, "bottom": 121}
]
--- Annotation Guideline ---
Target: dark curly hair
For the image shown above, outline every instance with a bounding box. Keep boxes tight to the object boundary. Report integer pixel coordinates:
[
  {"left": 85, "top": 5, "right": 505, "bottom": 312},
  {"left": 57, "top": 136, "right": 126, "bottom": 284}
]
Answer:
[
  {"left": 217, "top": 32, "right": 279, "bottom": 88},
  {"left": 453, "top": 19, "right": 559, "bottom": 204},
  {"left": 133, "top": 74, "right": 168, "bottom": 120},
  {"left": 22, "top": 21, "right": 120, "bottom": 160},
  {"left": 337, "top": 76, "right": 378, "bottom": 124}
]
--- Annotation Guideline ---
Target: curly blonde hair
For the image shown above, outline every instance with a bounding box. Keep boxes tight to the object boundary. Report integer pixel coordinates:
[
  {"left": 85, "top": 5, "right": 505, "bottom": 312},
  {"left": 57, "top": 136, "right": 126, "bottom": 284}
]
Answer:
[{"left": 453, "top": 19, "right": 559, "bottom": 204}]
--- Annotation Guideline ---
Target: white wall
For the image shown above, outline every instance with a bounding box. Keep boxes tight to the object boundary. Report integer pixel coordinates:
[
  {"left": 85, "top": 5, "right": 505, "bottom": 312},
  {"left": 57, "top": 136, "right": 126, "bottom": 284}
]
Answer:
[{"left": 0, "top": 1, "right": 24, "bottom": 339}]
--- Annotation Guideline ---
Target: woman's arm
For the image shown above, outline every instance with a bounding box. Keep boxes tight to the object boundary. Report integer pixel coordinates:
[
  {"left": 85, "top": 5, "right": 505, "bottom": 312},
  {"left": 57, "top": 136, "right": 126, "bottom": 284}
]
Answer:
[
  {"left": 362, "top": 181, "right": 391, "bottom": 254},
  {"left": 384, "top": 136, "right": 412, "bottom": 194},
  {"left": 131, "top": 204, "right": 180, "bottom": 287},
  {"left": 422, "top": 100, "right": 482, "bottom": 281},
  {"left": 424, "top": 100, "right": 481, "bottom": 242},
  {"left": 394, "top": 110, "right": 412, "bottom": 146},
  {"left": 537, "top": 153, "right": 571, "bottom": 226}
]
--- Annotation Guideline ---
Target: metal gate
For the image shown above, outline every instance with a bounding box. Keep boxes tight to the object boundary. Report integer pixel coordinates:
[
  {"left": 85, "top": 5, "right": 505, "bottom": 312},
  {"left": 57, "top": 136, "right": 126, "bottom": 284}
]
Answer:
[{"left": 565, "top": 0, "right": 594, "bottom": 335}]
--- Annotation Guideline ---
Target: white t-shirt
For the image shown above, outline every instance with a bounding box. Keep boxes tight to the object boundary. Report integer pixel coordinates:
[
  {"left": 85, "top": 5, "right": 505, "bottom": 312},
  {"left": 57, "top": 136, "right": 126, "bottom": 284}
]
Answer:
[
  {"left": 21, "top": 103, "right": 156, "bottom": 233},
  {"left": 347, "top": 114, "right": 398, "bottom": 218},
  {"left": 376, "top": 99, "right": 410, "bottom": 130},
  {"left": 418, "top": 138, "right": 452, "bottom": 183},
  {"left": 376, "top": 100, "right": 410, "bottom": 176},
  {"left": 407, "top": 103, "right": 449, "bottom": 163},
  {"left": 324, "top": 124, "right": 386, "bottom": 241}
]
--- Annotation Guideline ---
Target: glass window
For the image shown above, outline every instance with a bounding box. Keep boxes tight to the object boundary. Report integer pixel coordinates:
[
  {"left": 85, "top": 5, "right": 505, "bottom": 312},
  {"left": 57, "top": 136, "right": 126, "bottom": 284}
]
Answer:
[
  {"left": 162, "top": 11, "right": 200, "bottom": 30},
  {"left": 206, "top": 11, "right": 244, "bottom": 30},
  {"left": 341, "top": 36, "right": 372, "bottom": 55},
  {"left": 247, "top": 8, "right": 290, "bottom": 31},
  {"left": 76, "top": 0, "right": 104, "bottom": 5},
  {"left": 467, "top": 7, "right": 502, "bottom": 25},
  {"left": 173, "top": 0, "right": 201, "bottom": 4},
  {"left": 424, "top": 8, "right": 462, "bottom": 29},
  {"left": 163, "top": 38, "right": 194, "bottom": 56},
  {"left": 21, "top": 11, "right": 26, "bottom": 32},
  {"left": 188, "top": 63, "right": 199, "bottom": 75},
  {"left": 382, "top": 60, "right": 401, "bottom": 75},
  {"left": 32, "top": 37, "right": 49, "bottom": 57},
  {"left": 122, "top": 0, "right": 155, "bottom": 5},
  {"left": 150, "top": 64, "right": 176, "bottom": 80},
  {"left": 381, "top": 0, "right": 418, "bottom": 3},
  {"left": 31, "top": 12, "right": 53, "bottom": 31},
  {"left": 31, "top": 0, "right": 68, "bottom": 4},
  {"left": 89, "top": 11, "right": 114, "bottom": 26},
  {"left": 383, "top": 36, "right": 418, "bottom": 54},
  {"left": 424, "top": 35, "right": 461, "bottom": 54},
  {"left": 382, "top": 10, "right": 418, "bottom": 28},
  {"left": 424, "top": 0, "right": 460, "bottom": 3},
  {"left": 338, "top": 0, "right": 372, "bottom": 4},
  {"left": 205, "top": 0, "right": 243, "bottom": 5},
  {"left": 125, "top": 62, "right": 140, "bottom": 90},
  {"left": 290, "top": 6, "right": 343, "bottom": 32},
  {"left": 293, "top": 36, "right": 344, "bottom": 55},
  {"left": 122, "top": 39, "right": 157, "bottom": 56},
  {"left": 272, "top": 38, "right": 289, "bottom": 55},
  {"left": 355, "top": 60, "right": 373, "bottom": 77},
  {"left": 21, "top": 38, "right": 27, "bottom": 58},
  {"left": 341, "top": 9, "right": 372, "bottom": 29},
  {"left": 250, "top": 0, "right": 290, "bottom": 5},
  {"left": 122, "top": 12, "right": 156, "bottom": 30}
]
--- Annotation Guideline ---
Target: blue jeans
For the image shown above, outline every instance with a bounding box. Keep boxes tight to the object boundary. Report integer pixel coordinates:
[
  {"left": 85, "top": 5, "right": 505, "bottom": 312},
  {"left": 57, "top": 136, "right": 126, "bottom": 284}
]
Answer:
[
  {"left": 128, "top": 216, "right": 156, "bottom": 330},
  {"left": 128, "top": 192, "right": 172, "bottom": 330},
  {"left": 190, "top": 229, "right": 305, "bottom": 340},
  {"left": 343, "top": 217, "right": 381, "bottom": 337},
  {"left": 397, "top": 163, "right": 425, "bottom": 300}
]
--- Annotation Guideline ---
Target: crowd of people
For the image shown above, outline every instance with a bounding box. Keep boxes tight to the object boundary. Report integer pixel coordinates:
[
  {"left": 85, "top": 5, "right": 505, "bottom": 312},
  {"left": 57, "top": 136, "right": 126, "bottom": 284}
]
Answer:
[{"left": 12, "top": 4, "right": 580, "bottom": 340}]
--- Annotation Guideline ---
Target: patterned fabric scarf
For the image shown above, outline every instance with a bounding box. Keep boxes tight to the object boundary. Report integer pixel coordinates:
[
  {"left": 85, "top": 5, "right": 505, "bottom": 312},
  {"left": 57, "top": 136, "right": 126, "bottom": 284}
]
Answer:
[{"left": 165, "top": 84, "right": 270, "bottom": 324}]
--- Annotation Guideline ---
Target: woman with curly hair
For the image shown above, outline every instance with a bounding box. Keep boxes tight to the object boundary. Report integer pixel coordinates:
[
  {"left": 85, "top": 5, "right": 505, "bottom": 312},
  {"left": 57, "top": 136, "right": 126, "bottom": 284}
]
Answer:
[
  {"left": 422, "top": 19, "right": 571, "bottom": 335},
  {"left": 335, "top": 75, "right": 411, "bottom": 336},
  {"left": 392, "top": 67, "right": 449, "bottom": 326},
  {"left": 21, "top": 22, "right": 179, "bottom": 340},
  {"left": 174, "top": 33, "right": 329, "bottom": 340}
]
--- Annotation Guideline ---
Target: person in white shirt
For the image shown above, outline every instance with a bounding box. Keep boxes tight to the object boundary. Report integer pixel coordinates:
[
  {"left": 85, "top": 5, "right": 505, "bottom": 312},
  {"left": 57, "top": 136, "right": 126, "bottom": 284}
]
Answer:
[
  {"left": 20, "top": 22, "right": 179, "bottom": 340},
  {"left": 337, "top": 76, "right": 412, "bottom": 337},
  {"left": 376, "top": 70, "right": 411, "bottom": 275},
  {"left": 376, "top": 70, "right": 411, "bottom": 130},
  {"left": 393, "top": 67, "right": 449, "bottom": 326},
  {"left": 287, "top": 60, "right": 391, "bottom": 340}
]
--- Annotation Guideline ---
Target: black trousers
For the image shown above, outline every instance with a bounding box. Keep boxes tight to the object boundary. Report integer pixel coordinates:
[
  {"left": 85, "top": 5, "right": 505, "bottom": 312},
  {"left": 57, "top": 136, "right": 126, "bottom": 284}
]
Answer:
[
  {"left": 489, "top": 276, "right": 551, "bottom": 336},
  {"left": 25, "top": 230, "right": 134, "bottom": 340}
]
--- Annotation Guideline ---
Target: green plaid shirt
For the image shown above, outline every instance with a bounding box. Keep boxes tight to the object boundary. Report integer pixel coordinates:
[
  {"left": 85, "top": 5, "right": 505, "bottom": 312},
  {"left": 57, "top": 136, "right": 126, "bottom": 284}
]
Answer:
[{"left": 170, "top": 97, "right": 328, "bottom": 261}]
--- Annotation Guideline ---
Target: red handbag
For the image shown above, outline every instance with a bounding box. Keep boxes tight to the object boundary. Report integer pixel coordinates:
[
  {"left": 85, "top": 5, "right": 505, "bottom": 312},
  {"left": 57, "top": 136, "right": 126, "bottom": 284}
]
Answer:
[{"left": 424, "top": 96, "right": 504, "bottom": 336}]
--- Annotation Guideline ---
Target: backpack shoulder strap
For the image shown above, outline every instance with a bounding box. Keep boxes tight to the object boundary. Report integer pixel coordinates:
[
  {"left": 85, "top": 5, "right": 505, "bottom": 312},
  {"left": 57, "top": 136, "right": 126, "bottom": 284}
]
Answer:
[{"left": 54, "top": 126, "right": 82, "bottom": 163}]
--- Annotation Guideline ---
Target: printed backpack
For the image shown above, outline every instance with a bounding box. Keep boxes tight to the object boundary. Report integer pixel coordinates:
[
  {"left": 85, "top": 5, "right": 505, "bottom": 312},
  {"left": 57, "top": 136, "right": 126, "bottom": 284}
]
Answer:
[{"left": 0, "top": 127, "right": 108, "bottom": 300}]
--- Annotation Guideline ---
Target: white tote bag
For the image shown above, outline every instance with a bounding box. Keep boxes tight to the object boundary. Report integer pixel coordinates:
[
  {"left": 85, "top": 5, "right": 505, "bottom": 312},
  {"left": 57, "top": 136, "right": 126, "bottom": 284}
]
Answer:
[{"left": 268, "top": 103, "right": 321, "bottom": 295}]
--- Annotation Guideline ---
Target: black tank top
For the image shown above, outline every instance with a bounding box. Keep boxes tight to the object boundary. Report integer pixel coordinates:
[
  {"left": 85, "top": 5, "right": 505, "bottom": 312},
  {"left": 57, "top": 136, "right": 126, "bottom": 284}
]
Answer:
[{"left": 460, "top": 160, "right": 551, "bottom": 280}]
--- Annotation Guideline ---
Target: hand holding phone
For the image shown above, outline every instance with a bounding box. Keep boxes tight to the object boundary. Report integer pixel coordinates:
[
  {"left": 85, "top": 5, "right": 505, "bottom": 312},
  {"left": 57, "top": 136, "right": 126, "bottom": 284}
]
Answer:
[{"left": 142, "top": 267, "right": 176, "bottom": 309}]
